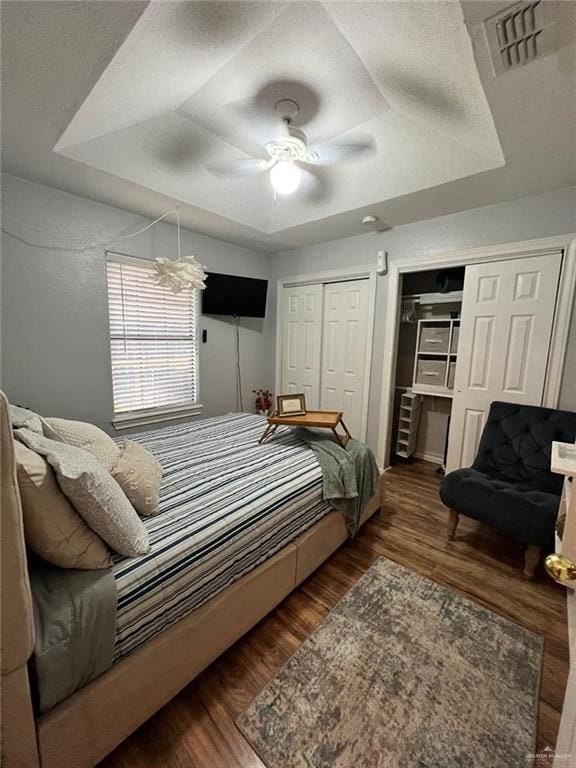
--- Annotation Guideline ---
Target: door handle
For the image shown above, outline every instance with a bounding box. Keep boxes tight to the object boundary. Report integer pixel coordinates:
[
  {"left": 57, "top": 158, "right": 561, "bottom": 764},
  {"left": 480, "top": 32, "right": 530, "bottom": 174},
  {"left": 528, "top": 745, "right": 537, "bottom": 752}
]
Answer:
[{"left": 544, "top": 553, "right": 576, "bottom": 585}]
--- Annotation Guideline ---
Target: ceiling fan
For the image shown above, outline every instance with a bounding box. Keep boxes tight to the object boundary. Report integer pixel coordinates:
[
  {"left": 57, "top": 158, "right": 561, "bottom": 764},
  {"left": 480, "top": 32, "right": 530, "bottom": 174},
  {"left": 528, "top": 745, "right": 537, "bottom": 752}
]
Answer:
[{"left": 206, "top": 99, "right": 376, "bottom": 196}]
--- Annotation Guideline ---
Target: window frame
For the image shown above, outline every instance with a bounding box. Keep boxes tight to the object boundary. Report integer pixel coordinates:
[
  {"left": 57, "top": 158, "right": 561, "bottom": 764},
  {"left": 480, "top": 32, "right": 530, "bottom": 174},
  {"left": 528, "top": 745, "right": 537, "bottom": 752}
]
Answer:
[{"left": 105, "top": 251, "right": 202, "bottom": 430}]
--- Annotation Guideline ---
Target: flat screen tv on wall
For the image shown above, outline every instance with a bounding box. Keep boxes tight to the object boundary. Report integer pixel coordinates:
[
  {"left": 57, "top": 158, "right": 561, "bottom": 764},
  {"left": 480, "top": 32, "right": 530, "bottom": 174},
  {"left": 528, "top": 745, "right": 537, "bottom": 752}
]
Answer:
[{"left": 201, "top": 272, "right": 268, "bottom": 318}]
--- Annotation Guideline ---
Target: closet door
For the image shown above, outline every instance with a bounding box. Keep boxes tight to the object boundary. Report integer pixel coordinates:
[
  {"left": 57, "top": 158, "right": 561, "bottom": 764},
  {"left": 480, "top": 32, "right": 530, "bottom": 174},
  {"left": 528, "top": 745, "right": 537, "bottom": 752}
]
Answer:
[
  {"left": 280, "top": 284, "right": 323, "bottom": 408},
  {"left": 320, "top": 279, "right": 370, "bottom": 438},
  {"left": 446, "top": 251, "right": 562, "bottom": 472}
]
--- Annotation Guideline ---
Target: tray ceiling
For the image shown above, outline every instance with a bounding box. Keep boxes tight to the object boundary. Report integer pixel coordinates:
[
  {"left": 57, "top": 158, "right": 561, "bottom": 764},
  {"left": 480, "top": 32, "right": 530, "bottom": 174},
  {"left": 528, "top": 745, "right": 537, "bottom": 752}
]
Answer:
[{"left": 55, "top": 0, "right": 504, "bottom": 235}]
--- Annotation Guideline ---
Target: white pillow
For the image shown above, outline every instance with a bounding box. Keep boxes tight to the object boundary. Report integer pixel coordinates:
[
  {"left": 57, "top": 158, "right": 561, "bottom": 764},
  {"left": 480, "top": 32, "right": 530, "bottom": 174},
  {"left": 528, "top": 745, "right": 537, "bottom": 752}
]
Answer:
[
  {"left": 10, "top": 404, "right": 43, "bottom": 433},
  {"left": 42, "top": 417, "right": 121, "bottom": 470},
  {"left": 16, "top": 429, "right": 149, "bottom": 558}
]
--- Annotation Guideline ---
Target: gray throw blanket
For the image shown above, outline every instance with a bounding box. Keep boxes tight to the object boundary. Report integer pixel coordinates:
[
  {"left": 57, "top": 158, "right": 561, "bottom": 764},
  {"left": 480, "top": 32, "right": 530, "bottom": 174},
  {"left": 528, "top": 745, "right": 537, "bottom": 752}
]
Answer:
[
  {"left": 28, "top": 556, "right": 117, "bottom": 713},
  {"left": 293, "top": 428, "right": 380, "bottom": 536}
]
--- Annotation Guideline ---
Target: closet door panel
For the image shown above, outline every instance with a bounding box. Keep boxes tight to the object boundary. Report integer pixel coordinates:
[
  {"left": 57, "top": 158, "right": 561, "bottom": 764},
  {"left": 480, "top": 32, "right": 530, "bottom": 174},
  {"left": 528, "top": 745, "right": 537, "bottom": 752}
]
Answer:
[
  {"left": 468, "top": 316, "right": 495, "bottom": 389},
  {"left": 322, "top": 386, "right": 339, "bottom": 411},
  {"left": 319, "top": 280, "right": 370, "bottom": 438},
  {"left": 447, "top": 251, "right": 562, "bottom": 472},
  {"left": 281, "top": 284, "right": 323, "bottom": 409},
  {"left": 502, "top": 315, "right": 533, "bottom": 394}
]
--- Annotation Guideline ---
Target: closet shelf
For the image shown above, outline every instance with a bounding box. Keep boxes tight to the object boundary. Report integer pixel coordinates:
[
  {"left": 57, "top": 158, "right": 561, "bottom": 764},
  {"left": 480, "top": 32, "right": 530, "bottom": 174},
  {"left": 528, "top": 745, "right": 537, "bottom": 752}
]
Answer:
[
  {"left": 412, "top": 386, "right": 454, "bottom": 399},
  {"left": 403, "top": 292, "right": 463, "bottom": 305},
  {"left": 417, "top": 317, "right": 460, "bottom": 323},
  {"left": 395, "top": 390, "right": 422, "bottom": 459},
  {"left": 416, "top": 351, "right": 453, "bottom": 358},
  {"left": 412, "top": 317, "right": 459, "bottom": 397}
]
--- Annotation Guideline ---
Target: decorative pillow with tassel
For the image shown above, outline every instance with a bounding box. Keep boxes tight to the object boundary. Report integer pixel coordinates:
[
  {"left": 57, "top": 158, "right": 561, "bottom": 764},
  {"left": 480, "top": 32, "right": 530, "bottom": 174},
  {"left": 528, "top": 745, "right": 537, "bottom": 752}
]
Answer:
[{"left": 111, "top": 440, "right": 163, "bottom": 517}]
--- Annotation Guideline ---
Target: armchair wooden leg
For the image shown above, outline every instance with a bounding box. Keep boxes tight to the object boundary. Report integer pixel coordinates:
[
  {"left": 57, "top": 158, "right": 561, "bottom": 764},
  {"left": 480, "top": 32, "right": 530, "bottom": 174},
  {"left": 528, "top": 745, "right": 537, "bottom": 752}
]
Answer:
[
  {"left": 523, "top": 545, "right": 541, "bottom": 579},
  {"left": 447, "top": 510, "right": 459, "bottom": 541}
]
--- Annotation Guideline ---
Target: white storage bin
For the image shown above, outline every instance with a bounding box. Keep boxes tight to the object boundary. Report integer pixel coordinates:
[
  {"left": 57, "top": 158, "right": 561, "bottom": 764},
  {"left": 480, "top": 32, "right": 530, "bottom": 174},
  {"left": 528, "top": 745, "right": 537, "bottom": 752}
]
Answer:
[
  {"left": 415, "top": 359, "right": 447, "bottom": 386},
  {"left": 419, "top": 326, "right": 450, "bottom": 353}
]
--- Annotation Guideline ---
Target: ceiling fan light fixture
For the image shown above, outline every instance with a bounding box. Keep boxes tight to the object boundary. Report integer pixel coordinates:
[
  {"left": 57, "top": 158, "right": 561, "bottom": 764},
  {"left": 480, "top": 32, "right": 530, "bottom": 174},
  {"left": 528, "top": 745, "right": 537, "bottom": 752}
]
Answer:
[{"left": 270, "top": 160, "right": 302, "bottom": 195}]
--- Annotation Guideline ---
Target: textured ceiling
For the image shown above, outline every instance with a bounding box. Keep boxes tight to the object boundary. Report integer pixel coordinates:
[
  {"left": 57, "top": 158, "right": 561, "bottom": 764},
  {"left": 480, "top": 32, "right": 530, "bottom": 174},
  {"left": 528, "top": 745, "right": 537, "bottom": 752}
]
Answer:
[
  {"left": 55, "top": 0, "right": 504, "bottom": 234},
  {"left": 2, "top": 1, "right": 575, "bottom": 251}
]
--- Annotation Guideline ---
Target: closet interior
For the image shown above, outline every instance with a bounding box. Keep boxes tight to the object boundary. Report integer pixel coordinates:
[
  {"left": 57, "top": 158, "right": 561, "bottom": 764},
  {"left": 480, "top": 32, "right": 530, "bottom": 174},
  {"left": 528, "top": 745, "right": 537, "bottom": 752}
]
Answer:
[{"left": 392, "top": 267, "right": 464, "bottom": 469}]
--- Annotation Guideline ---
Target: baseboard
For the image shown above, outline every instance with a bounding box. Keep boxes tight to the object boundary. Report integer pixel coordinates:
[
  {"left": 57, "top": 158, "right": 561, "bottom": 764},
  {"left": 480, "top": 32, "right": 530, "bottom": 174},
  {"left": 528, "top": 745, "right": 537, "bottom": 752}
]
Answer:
[{"left": 414, "top": 451, "right": 444, "bottom": 466}]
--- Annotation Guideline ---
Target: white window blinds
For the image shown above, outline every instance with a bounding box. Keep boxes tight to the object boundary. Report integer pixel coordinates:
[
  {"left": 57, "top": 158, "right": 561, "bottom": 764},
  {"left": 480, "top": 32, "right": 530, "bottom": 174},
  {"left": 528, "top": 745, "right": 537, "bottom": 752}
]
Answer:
[{"left": 106, "top": 254, "right": 199, "bottom": 417}]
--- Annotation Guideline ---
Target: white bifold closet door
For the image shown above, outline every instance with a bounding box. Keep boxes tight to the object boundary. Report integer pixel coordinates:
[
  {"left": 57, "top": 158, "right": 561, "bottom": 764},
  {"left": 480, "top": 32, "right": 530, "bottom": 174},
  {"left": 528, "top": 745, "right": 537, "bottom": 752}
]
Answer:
[
  {"left": 319, "top": 280, "right": 370, "bottom": 437},
  {"left": 280, "top": 279, "right": 370, "bottom": 437},
  {"left": 281, "top": 284, "right": 324, "bottom": 408},
  {"left": 446, "top": 251, "right": 562, "bottom": 472}
]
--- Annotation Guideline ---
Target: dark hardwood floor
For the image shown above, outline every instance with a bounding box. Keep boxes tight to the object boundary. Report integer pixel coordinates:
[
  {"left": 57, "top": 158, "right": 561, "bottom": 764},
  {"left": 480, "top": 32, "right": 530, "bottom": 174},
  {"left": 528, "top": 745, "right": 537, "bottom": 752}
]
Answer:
[{"left": 100, "top": 460, "right": 569, "bottom": 768}]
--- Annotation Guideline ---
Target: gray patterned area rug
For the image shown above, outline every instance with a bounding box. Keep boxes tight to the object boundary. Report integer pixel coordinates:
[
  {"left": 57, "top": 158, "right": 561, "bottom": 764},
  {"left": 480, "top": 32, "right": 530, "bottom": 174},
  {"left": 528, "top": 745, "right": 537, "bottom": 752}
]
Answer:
[{"left": 237, "top": 557, "right": 543, "bottom": 768}]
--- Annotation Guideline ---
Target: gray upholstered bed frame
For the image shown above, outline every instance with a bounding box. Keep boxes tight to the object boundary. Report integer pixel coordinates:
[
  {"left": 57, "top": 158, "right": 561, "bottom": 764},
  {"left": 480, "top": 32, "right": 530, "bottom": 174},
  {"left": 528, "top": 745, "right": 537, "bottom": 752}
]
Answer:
[{"left": 0, "top": 392, "right": 384, "bottom": 768}]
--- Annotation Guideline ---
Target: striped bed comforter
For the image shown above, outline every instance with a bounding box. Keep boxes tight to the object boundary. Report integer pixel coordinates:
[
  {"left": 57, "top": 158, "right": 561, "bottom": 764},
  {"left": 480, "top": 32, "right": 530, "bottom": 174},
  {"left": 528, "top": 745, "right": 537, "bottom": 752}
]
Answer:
[{"left": 111, "top": 412, "right": 332, "bottom": 661}]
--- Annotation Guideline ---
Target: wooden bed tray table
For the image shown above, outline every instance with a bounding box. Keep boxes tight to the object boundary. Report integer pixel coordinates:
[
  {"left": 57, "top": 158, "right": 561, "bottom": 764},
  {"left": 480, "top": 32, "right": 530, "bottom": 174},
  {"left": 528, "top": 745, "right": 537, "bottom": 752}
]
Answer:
[{"left": 258, "top": 410, "right": 352, "bottom": 448}]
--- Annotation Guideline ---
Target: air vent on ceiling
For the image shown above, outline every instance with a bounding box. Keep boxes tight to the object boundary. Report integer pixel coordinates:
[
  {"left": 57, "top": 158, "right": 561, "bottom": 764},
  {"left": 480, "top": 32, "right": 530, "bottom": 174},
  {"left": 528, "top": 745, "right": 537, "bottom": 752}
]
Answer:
[{"left": 484, "top": 1, "right": 554, "bottom": 75}]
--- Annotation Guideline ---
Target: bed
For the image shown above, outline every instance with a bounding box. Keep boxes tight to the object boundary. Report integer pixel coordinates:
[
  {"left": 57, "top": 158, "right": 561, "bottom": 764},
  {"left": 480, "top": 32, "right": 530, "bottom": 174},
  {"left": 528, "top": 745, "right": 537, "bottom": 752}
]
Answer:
[
  {"left": 1, "top": 395, "right": 384, "bottom": 768},
  {"left": 112, "top": 413, "right": 337, "bottom": 662}
]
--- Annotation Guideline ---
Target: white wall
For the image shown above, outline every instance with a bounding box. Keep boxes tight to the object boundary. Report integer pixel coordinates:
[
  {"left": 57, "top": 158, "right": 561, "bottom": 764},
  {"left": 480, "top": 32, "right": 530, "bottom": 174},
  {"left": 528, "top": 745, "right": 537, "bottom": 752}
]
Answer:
[
  {"left": 1, "top": 174, "right": 273, "bottom": 432},
  {"left": 268, "top": 186, "right": 576, "bottom": 452},
  {"left": 2, "top": 175, "right": 574, "bottom": 447}
]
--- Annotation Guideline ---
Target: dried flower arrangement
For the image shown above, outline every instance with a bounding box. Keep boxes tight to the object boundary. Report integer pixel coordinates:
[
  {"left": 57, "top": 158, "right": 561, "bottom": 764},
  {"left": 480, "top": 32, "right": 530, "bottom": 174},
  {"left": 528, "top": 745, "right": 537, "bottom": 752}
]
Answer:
[{"left": 253, "top": 389, "right": 273, "bottom": 415}]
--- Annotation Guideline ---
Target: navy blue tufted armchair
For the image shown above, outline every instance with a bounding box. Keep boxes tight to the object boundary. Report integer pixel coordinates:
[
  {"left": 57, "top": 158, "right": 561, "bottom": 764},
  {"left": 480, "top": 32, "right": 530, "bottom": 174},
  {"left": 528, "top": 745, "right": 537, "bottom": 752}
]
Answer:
[{"left": 440, "top": 401, "right": 576, "bottom": 578}]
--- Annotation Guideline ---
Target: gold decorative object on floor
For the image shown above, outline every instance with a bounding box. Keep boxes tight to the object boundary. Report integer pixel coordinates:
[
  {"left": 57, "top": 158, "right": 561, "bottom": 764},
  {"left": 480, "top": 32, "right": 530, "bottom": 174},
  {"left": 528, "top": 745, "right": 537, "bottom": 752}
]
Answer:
[{"left": 544, "top": 553, "right": 576, "bottom": 584}]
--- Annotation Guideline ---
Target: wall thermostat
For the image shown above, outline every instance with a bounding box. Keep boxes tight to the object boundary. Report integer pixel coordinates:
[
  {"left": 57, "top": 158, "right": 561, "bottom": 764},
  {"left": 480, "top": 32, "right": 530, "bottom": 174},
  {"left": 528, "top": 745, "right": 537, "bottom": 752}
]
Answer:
[{"left": 377, "top": 250, "right": 388, "bottom": 275}]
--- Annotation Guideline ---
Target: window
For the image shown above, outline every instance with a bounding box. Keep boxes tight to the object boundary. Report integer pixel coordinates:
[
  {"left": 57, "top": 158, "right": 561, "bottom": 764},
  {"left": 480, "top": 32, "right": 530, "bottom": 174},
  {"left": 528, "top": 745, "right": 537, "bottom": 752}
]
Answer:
[{"left": 106, "top": 253, "right": 201, "bottom": 428}]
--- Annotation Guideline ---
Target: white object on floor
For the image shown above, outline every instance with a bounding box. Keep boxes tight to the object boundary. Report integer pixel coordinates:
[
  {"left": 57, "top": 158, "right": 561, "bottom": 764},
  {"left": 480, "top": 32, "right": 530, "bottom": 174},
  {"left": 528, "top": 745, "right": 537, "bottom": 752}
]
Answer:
[{"left": 550, "top": 454, "right": 576, "bottom": 766}]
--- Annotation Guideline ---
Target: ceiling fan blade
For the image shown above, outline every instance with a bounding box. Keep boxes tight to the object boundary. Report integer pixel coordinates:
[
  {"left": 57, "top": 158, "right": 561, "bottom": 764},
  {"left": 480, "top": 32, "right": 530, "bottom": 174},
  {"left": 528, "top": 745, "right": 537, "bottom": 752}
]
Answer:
[
  {"left": 225, "top": 96, "right": 288, "bottom": 145},
  {"left": 309, "top": 136, "right": 376, "bottom": 166},
  {"left": 300, "top": 167, "right": 332, "bottom": 203},
  {"left": 205, "top": 157, "right": 273, "bottom": 179}
]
